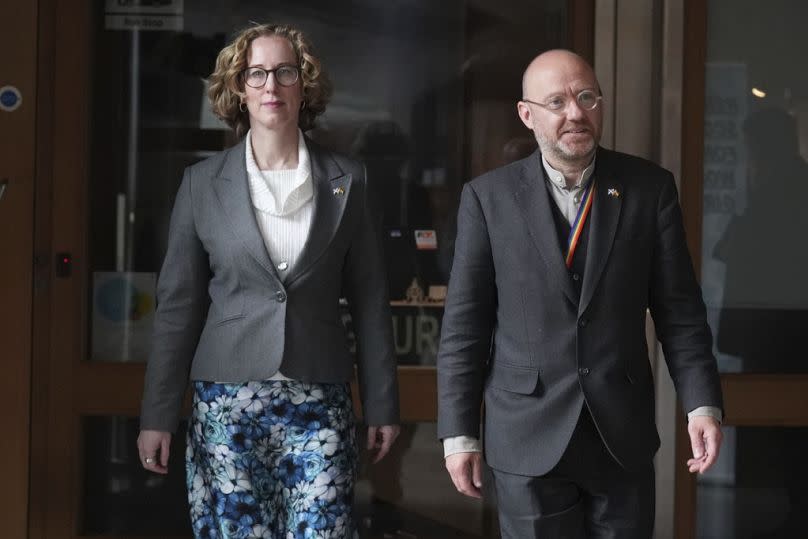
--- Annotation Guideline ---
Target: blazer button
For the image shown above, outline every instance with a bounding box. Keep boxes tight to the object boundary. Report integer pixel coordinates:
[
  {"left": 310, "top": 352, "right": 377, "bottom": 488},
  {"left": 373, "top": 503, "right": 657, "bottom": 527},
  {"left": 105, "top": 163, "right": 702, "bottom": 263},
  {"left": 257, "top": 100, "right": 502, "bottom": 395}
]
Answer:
[
  {"left": 579, "top": 367, "right": 590, "bottom": 376},
  {"left": 578, "top": 318, "right": 588, "bottom": 328},
  {"left": 275, "top": 291, "right": 287, "bottom": 303}
]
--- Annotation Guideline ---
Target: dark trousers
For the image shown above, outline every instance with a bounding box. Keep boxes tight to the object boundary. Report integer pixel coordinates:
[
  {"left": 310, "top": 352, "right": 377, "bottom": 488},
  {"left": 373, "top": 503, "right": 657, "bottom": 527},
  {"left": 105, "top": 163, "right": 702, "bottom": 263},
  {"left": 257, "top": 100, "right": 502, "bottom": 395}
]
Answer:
[{"left": 491, "top": 408, "right": 655, "bottom": 539}]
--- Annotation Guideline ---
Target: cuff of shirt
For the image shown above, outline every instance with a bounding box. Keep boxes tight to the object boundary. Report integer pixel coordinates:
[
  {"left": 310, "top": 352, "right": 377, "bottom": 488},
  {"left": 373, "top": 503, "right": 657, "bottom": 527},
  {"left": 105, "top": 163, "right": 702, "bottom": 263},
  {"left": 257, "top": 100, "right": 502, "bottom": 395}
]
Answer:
[
  {"left": 443, "top": 435, "right": 482, "bottom": 458},
  {"left": 687, "top": 405, "right": 723, "bottom": 423}
]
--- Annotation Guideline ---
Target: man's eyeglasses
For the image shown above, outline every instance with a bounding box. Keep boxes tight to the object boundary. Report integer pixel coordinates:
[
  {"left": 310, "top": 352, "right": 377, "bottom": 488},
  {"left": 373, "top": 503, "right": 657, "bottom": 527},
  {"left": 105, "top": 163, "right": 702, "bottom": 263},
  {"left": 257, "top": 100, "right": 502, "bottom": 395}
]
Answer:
[
  {"left": 522, "top": 89, "right": 602, "bottom": 114},
  {"left": 243, "top": 65, "right": 300, "bottom": 88}
]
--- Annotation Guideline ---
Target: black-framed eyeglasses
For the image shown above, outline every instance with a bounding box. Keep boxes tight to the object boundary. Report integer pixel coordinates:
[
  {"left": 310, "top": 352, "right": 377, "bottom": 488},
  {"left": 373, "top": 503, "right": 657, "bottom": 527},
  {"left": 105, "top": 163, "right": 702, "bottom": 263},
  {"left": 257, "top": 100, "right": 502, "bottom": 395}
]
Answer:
[
  {"left": 243, "top": 65, "right": 300, "bottom": 88},
  {"left": 522, "top": 89, "right": 602, "bottom": 114}
]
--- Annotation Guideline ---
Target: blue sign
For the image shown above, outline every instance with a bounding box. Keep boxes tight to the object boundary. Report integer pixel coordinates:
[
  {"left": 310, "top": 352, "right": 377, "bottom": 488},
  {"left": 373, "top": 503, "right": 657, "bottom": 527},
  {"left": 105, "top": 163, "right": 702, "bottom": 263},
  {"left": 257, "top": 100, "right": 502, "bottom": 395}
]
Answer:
[{"left": 0, "top": 86, "right": 22, "bottom": 112}]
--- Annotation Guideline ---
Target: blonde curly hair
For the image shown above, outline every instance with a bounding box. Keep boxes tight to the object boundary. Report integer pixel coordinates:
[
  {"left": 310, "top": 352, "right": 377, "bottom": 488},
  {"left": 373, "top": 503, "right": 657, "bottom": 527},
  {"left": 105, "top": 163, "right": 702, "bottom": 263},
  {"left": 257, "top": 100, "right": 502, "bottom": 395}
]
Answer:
[{"left": 208, "top": 23, "right": 332, "bottom": 137}]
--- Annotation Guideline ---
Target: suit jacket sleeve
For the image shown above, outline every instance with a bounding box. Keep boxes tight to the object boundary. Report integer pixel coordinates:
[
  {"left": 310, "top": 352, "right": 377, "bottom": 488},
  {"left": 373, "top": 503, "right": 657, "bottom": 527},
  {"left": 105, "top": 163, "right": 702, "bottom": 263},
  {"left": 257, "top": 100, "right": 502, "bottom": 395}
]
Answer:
[
  {"left": 649, "top": 172, "right": 723, "bottom": 414},
  {"left": 342, "top": 165, "right": 400, "bottom": 426},
  {"left": 140, "top": 168, "right": 210, "bottom": 432},
  {"left": 437, "top": 183, "right": 496, "bottom": 440}
]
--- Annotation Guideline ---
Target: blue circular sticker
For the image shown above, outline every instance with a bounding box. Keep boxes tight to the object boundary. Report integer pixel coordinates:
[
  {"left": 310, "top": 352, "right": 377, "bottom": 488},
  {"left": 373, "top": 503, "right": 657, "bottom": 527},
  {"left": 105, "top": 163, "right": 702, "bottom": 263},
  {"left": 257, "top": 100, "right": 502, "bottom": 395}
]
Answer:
[{"left": 0, "top": 86, "right": 22, "bottom": 112}]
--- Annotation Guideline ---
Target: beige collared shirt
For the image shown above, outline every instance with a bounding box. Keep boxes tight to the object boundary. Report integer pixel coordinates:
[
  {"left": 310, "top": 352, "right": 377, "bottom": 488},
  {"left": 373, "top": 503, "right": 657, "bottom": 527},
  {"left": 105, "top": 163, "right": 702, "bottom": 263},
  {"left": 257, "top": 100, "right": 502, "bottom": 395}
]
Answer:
[{"left": 541, "top": 154, "right": 596, "bottom": 226}]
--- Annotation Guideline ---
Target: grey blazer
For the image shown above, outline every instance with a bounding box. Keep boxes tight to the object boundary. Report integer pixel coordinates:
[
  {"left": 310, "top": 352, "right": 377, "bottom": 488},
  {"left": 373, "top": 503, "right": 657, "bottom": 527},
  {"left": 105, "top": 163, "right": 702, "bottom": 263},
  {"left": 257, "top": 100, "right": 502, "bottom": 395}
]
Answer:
[
  {"left": 140, "top": 137, "right": 399, "bottom": 432},
  {"left": 437, "top": 148, "right": 723, "bottom": 476}
]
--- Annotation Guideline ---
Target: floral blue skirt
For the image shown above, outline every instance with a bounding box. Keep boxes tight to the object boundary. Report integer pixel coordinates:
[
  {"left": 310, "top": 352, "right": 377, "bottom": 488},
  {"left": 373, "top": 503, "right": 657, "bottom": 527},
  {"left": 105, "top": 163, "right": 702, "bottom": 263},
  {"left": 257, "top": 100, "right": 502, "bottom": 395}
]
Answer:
[{"left": 186, "top": 379, "right": 358, "bottom": 539}]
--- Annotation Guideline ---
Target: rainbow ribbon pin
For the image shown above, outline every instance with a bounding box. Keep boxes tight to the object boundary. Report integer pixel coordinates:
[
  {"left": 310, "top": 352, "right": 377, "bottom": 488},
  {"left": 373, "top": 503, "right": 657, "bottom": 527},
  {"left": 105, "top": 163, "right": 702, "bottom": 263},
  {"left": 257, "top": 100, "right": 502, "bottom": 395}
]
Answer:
[{"left": 565, "top": 180, "right": 596, "bottom": 268}]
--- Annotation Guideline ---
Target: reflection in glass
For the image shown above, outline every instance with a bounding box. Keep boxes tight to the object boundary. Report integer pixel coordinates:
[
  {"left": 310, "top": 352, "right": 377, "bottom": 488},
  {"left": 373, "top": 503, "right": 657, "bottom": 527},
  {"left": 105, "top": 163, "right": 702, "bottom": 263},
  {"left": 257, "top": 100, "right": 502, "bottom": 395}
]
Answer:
[
  {"left": 86, "top": 0, "right": 561, "bottom": 366},
  {"left": 696, "top": 426, "right": 808, "bottom": 538},
  {"left": 81, "top": 1, "right": 567, "bottom": 535},
  {"left": 711, "top": 109, "right": 808, "bottom": 373},
  {"left": 356, "top": 423, "right": 495, "bottom": 538},
  {"left": 82, "top": 417, "right": 191, "bottom": 535},
  {"left": 701, "top": 0, "right": 808, "bottom": 373}
]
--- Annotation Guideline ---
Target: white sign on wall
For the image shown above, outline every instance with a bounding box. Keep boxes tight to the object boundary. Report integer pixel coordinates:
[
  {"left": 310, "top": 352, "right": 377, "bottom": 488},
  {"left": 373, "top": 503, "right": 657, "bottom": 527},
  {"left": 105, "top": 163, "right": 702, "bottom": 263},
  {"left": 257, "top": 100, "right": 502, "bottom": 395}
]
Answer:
[
  {"left": 104, "top": 0, "right": 183, "bottom": 31},
  {"left": 104, "top": 0, "right": 183, "bottom": 15}
]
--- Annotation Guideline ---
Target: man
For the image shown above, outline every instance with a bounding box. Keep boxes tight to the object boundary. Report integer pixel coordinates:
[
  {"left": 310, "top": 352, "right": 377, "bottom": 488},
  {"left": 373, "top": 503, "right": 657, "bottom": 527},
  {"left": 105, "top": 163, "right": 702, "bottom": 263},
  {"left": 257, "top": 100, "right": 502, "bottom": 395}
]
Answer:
[{"left": 437, "top": 49, "right": 723, "bottom": 538}]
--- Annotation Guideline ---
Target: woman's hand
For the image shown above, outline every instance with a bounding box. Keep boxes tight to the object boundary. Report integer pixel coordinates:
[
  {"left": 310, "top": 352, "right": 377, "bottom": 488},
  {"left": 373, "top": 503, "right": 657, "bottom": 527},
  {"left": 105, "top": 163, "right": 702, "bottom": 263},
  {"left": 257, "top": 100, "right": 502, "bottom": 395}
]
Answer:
[
  {"left": 137, "top": 430, "right": 172, "bottom": 474},
  {"left": 366, "top": 424, "right": 400, "bottom": 463}
]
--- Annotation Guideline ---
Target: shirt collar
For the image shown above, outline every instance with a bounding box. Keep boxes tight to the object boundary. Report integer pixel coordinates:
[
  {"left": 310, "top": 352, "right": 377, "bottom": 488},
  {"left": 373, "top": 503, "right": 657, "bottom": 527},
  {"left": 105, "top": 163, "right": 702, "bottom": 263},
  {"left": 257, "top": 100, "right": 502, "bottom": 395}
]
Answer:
[
  {"left": 541, "top": 153, "right": 596, "bottom": 190},
  {"left": 245, "top": 128, "right": 311, "bottom": 180},
  {"left": 245, "top": 129, "right": 313, "bottom": 216}
]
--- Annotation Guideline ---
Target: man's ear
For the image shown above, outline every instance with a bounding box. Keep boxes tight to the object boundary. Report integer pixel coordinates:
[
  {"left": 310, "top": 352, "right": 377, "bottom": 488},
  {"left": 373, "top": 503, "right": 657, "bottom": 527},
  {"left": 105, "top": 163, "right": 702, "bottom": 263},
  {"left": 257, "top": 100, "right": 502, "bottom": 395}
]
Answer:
[{"left": 517, "top": 102, "right": 533, "bottom": 130}]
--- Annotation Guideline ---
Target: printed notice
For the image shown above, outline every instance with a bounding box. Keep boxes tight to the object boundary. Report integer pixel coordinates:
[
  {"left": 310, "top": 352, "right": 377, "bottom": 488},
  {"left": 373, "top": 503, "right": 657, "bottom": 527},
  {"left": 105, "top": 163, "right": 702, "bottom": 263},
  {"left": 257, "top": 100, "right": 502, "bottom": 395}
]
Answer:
[
  {"left": 105, "top": 0, "right": 183, "bottom": 31},
  {"left": 414, "top": 229, "right": 438, "bottom": 250}
]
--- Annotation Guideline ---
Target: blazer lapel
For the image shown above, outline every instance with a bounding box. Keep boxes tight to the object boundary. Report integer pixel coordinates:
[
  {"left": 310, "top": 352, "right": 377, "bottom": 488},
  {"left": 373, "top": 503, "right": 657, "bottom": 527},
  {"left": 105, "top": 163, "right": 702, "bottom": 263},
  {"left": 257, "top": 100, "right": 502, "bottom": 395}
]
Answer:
[
  {"left": 284, "top": 138, "right": 351, "bottom": 287},
  {"left": 213, "top": 139, "right": 282, "bottom": 282},
  {"left": 579, "top": 149, "right": 623, "bottom": 316},
  {"left": 513, "top": 151, "right": 577, "bottom": 306}
]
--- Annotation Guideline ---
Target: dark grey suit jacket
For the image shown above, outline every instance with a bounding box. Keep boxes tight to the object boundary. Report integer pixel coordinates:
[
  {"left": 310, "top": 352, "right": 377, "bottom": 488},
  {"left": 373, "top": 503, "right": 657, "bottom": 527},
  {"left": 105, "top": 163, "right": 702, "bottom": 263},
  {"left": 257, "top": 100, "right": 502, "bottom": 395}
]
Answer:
[
  {"left": 437, "top": 148, "right": 723, "bottom": 476},
  {"left": 141, "top": 137, "right": 399, "bottom": 432}
]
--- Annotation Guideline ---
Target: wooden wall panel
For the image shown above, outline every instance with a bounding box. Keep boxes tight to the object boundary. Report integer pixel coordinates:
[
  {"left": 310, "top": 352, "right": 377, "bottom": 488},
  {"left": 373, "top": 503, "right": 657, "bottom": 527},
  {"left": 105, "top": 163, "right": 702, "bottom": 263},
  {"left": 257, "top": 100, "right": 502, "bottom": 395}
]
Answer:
[{"left": 0, "top": 0, "right": 38, "bottom": 537}]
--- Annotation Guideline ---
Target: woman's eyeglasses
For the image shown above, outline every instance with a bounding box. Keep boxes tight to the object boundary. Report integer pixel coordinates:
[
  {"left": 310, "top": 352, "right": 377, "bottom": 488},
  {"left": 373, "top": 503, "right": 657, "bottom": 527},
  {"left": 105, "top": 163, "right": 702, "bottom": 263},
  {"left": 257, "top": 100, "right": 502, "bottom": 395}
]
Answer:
[{"left": 243, "top": 65, "right": 300, "bottom": 88}]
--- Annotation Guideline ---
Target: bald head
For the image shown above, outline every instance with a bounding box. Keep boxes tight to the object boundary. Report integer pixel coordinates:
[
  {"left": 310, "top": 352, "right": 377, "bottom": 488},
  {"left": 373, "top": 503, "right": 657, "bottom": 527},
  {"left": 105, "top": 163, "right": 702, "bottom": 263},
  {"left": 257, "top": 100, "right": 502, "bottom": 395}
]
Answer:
[{"left": 521, "top": 49, "right": 597, "bottom": 98}]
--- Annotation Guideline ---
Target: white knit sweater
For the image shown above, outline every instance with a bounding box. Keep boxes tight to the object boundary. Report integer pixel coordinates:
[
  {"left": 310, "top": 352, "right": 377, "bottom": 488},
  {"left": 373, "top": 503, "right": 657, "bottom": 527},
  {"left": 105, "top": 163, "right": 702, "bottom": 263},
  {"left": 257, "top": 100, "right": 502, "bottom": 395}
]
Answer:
[{"left": 245, "top": 129, "right": 313, "bottom": 276}]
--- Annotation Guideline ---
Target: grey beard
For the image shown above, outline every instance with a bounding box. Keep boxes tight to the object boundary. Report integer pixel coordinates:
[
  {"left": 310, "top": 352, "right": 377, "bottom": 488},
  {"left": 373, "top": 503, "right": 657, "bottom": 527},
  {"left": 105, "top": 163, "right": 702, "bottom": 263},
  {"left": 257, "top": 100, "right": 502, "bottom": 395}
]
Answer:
[{"left": 536, "top": 136, "right": 595, "bottom": 164}]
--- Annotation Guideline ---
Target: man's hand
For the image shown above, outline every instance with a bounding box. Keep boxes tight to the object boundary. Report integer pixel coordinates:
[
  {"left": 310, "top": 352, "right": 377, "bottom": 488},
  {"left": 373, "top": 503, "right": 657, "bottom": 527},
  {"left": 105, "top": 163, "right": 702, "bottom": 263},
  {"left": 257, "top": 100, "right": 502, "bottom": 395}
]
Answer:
[
  {"left": 686, "top": 416, "right": 722, "bottom": 474},
  {"left": 367, "top": 425, "right": 400, "bottom": 463},
  {"left": 137, "top": 430, "right": 172, "bottom": 474},
  {"left": 445, "top": 452, "right": 483, "bottom": 498}
]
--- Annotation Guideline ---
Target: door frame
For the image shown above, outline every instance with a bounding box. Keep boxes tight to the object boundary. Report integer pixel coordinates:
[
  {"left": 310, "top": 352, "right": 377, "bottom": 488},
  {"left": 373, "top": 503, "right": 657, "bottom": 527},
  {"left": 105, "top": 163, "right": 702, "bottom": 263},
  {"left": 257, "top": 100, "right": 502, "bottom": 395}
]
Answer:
[{"left": 674, "top": 1, "right": 808, "bottom": 537}]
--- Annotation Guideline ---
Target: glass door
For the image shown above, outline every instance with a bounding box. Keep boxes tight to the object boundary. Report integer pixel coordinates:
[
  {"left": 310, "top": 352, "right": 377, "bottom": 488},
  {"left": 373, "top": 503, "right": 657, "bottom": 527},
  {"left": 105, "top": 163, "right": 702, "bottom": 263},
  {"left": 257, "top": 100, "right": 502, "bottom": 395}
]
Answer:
[
  {"left": 678, "top": 1, "right": 808, "bottom": 537},
  {"left": 33, "top": 1, "right": 587, "bottom": 537}
]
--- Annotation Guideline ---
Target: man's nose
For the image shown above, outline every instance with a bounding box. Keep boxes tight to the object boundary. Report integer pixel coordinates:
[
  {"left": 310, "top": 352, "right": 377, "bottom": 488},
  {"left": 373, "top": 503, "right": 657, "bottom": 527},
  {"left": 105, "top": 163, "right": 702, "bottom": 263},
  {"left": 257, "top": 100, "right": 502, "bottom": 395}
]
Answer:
[{"left": 565, "top": 98, "right": 585, "bottom": 119}]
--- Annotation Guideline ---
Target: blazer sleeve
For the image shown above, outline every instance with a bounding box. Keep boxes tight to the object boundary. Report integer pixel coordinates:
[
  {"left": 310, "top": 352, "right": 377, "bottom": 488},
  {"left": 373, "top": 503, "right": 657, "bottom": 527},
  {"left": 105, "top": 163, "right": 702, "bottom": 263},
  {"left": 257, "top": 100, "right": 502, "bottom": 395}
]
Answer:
[
  {"left": 140, "top": 168, "right": 210, "bottom": 432},
  {"left": 436, "top": 182, "right": 496, "bottom": 440},
  {"left": 649, "top": 172, "right": 723, "bottom": 414},
  {"left": 342, "top": 165, "right": 400, "bottom": 426}
]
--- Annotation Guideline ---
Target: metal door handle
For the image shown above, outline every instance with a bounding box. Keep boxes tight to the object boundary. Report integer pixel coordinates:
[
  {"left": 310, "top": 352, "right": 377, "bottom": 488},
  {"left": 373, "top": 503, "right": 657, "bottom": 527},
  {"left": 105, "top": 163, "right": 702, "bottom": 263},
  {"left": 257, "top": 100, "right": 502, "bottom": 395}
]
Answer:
[{"left": 0, "top": 178, "right": 7, "bottom": 202}]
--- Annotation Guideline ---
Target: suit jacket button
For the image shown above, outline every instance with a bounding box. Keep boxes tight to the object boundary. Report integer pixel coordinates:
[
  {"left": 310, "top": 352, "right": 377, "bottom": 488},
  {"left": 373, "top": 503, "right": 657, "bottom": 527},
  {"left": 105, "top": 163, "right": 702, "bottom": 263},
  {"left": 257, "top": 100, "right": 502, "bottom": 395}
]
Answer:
[
  {"left": 579, "top": 367, "right": 590, "bottom": 376},
  {"left": 275, "top": 291, "right": 287, "bottom": 302},
  {"left": 578, "top": 318, "right": 588, "bottom": 327}
]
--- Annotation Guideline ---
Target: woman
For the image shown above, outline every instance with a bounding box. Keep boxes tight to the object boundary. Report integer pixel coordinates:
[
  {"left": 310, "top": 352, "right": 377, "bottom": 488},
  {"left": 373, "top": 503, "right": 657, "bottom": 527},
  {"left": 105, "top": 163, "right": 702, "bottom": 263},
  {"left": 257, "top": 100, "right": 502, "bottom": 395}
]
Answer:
[{"left": 137, "top": 23, "right": 400, "bottom": 539}]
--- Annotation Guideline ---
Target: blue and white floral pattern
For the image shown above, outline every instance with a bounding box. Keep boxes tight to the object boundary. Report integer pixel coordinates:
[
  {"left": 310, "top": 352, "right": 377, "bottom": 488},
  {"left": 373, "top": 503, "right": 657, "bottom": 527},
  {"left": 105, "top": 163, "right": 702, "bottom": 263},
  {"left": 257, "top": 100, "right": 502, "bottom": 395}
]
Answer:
[{"left": 186, "top": 380, "right": 358, "bottom": 539}]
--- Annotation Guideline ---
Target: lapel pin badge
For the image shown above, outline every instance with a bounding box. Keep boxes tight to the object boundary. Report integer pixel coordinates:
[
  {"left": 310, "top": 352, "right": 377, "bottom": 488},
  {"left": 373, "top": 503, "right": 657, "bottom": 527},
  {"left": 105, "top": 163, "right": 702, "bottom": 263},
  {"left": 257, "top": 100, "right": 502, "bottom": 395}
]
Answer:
[
  {"left": 607, "top": 188, "right": 620, "bottom": 198},
  {"left": 332, "top": 186, "right": 345, "bottom": 196}
]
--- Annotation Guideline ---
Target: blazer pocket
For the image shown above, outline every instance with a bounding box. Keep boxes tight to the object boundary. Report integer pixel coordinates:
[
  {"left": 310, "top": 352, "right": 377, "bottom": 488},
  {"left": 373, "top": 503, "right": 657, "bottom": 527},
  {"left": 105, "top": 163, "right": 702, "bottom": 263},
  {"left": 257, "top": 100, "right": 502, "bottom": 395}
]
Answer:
[
  {"left": 207, "top": 299, "right": 246, "bottom": 326},
  {"left": 486, "top": 362, "right": 540, "bottom": 395},
  {"left": 207, "top": 287, "right": 246, "bottom": 326},
  {"left": 212, "top": 312, "right": 245, "bottom": 326}
]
